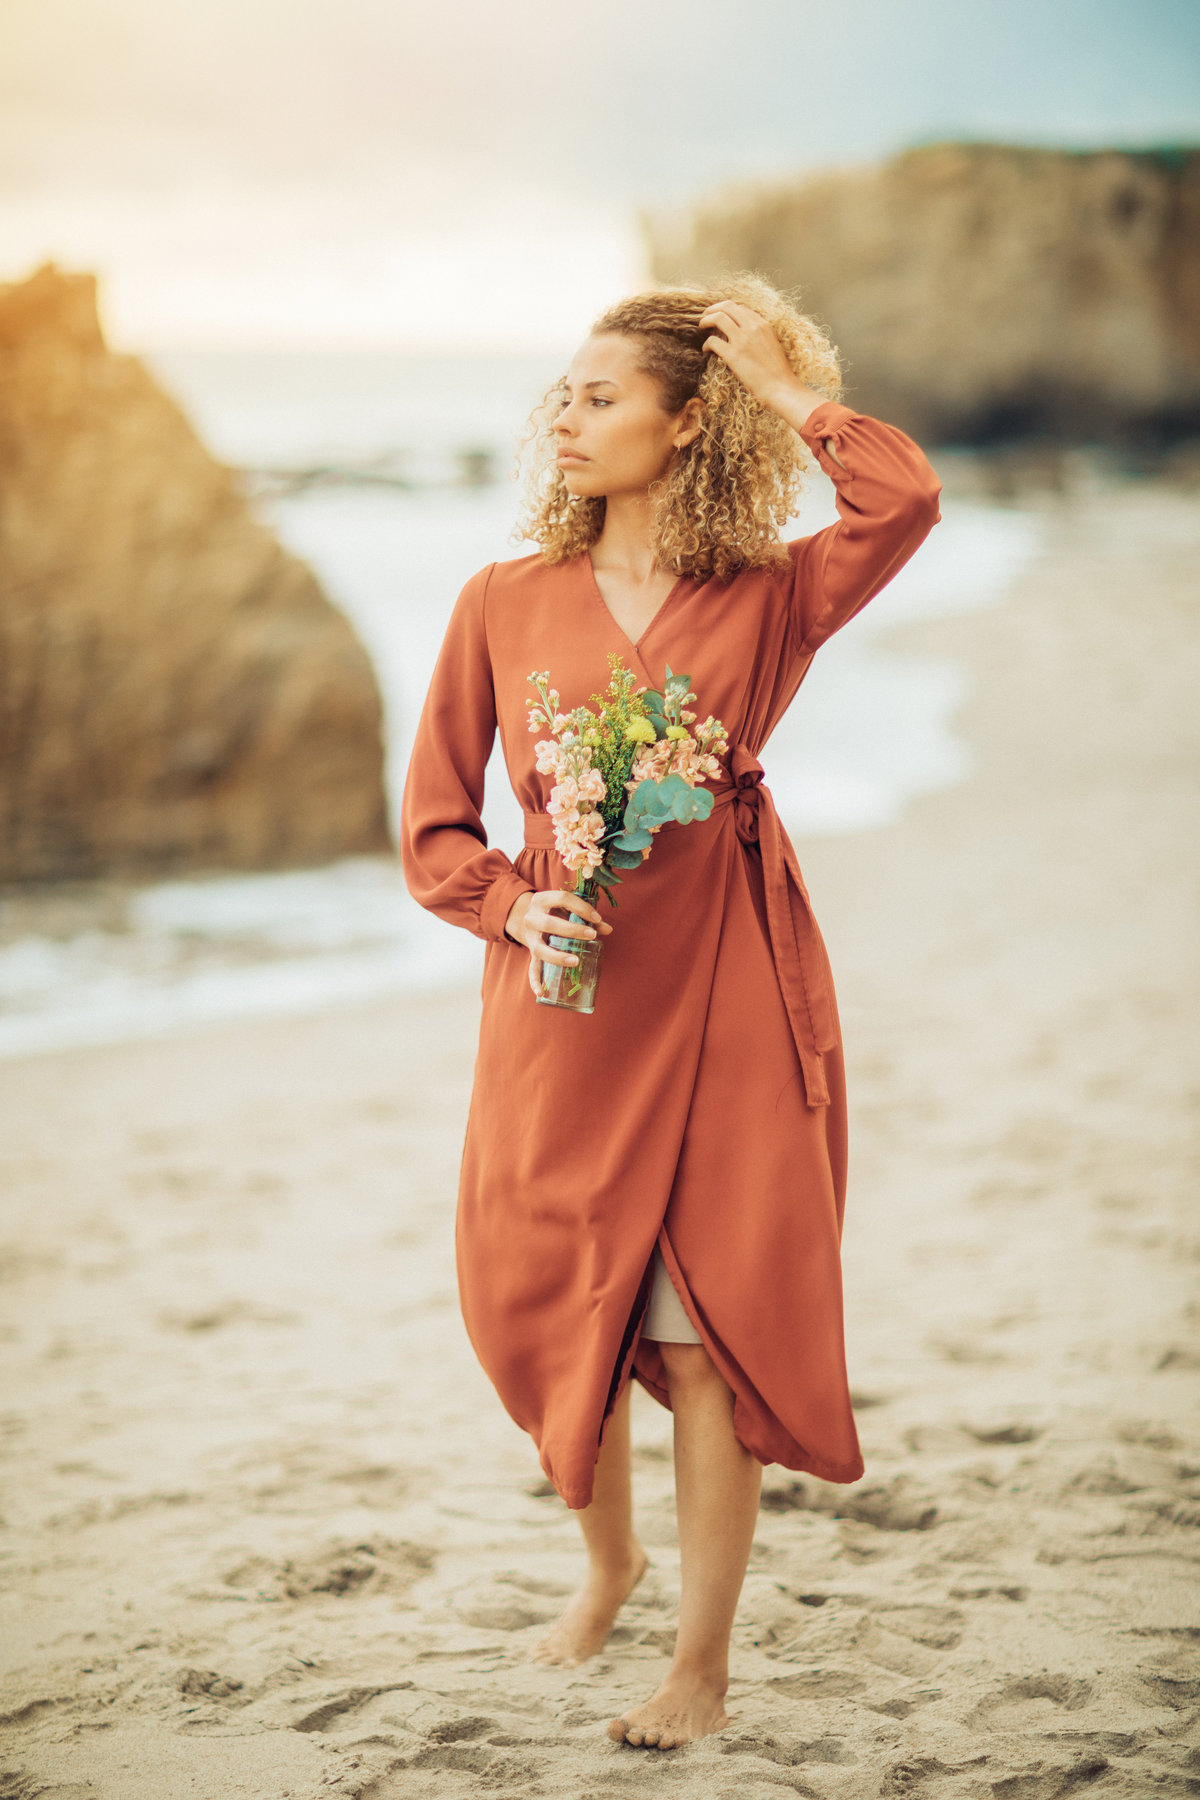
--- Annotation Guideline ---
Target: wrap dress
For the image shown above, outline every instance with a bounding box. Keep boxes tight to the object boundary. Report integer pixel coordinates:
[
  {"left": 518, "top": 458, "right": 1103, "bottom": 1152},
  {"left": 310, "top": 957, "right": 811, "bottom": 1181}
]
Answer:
[{"left": 400, "top": 401, "right": 941, "bottom": 1509}]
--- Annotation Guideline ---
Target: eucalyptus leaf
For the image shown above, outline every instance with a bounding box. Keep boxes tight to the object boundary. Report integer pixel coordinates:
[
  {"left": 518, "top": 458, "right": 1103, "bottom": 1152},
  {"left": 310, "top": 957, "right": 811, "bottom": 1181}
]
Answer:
[
  {"left": 626, "top": 783, "right": 673, "bottom": 823},
  {"left": 607, "top": 848, "right": 644, "bottom": 870},
  {"left": 653, "top": 773, "right": 690, "bottom": 805},
  {"left": 670, "top": 788, "right": 711, "bottom": 823},
  {"left": 611, "top": 826, "right": 653, "bottom": 852}
]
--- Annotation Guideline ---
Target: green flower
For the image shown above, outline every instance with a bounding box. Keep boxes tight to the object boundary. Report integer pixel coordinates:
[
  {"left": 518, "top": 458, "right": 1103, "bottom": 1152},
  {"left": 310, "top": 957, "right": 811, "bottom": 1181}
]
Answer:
[
  {"left": 624, "top": 718, "right": 657, "bottom": 744},
  {"left": 665, "top": 724, "right": 689, "bottom": 741}
]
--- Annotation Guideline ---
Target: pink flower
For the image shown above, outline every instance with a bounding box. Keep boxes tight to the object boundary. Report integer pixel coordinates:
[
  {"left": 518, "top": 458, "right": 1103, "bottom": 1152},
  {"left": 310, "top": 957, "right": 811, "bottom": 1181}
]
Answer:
[
  {"left": 553, "top": 804, "right": 606, "bottom": 875},
  {"left": 548, "top": 775, "right": 580, "bottom": 814}
]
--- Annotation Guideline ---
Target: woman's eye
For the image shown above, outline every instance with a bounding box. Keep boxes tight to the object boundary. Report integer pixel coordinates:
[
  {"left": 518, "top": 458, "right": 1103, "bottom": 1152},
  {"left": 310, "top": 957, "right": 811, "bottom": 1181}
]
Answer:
[{"left": 590, "top": 397, "right": 612, "bottom": 407}]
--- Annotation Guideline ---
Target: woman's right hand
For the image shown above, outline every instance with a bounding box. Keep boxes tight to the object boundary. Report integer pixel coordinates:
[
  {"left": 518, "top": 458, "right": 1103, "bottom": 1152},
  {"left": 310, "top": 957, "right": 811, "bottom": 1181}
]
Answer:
[{"left": 505, "top": 889, "right": 613, "bottom": 998}]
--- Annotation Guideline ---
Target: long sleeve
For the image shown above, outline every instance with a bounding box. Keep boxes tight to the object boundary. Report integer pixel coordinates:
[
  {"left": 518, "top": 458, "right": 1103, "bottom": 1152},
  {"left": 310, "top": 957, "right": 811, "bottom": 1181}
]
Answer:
[
  {"left": 787, "top": 402, "right": 942, "bottom": 655},
  {"left": 400, "top": 564, "right": 533, "bottom": 942}
]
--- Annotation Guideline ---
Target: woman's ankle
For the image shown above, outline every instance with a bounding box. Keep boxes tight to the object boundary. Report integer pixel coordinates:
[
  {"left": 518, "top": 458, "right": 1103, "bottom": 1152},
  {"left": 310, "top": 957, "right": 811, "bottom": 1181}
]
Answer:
[
  {"left": 584, "top": 1541, "right": 646, "bottom": 1587},
  {"left": 665, "top": 1650, "right": 729, "bottom": 1694}
]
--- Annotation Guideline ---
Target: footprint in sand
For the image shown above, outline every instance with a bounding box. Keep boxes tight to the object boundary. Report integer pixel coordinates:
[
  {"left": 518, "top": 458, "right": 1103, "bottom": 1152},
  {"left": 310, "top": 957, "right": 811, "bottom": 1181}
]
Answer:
[
  {"left": 220, "top": 1538, "right": 435, "bottom": 1601},
  {"left": 949, "top": 1582, "right": 1029, "bottom": 1602},
  {"left": 1137, "top": 1643, "right": 1200, "bottom": 1710},
  {"left": 490, "top": 1571, "right": 572, "bottom": 1599},
  {"left": 761, "top": 1473, "right": 938, "bottom": 1532},
  {"left": 964, "top": 1421, "right": 1043, "bottom": 1445},
  {"left": 968, "top": 1673, "right": 1093, "bottom": 1731},
  {"left": 767, "top": 1669, "right": 866, "bottom": 1700},
  {"left": 178, "top": 1668, "right": 244, "bottom": 1701},
  {"left": 929, "top": 1336, "right": 1010, "bottom": 1366},
  {"left": 985, "top": 1754, "right": 1110, "bottom": 1797},
  {"left": 867, "top": 1689, "right": 943, "bottom": 1718},
  {"left": 721, "top": 1728, "right": 856, "bottom": 1767},
  {"left": 290, "top": 1684, "right": 414, "bottom": 1734},
  {"left": 388, "top": 1739, "right": 546, "bottom": 1785},
  {"left": 867, "top": 1603, "right": 964, "bottom": 1649},
  {"left": 452, "top": 1582, "right": 558, "bottom": 1632},
  {"left": 881, "top": 1752, "right": 988, "bottom": 1793}
]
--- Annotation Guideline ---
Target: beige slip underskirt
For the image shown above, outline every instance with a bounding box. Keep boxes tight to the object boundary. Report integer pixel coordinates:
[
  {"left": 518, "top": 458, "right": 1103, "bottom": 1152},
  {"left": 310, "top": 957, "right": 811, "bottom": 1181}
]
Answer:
[{"left": 641, "top": 1245, "right": 702, "bottom": 1344}]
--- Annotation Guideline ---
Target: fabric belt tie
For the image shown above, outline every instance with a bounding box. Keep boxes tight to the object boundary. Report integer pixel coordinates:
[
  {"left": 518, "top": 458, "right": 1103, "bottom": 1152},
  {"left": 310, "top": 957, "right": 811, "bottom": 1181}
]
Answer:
[
  {"left": 521, "top": 742, "right": 835, "bottom": 1107},
  {"left": 708, "top": 743, "right": 834, "bottom": 1107}
]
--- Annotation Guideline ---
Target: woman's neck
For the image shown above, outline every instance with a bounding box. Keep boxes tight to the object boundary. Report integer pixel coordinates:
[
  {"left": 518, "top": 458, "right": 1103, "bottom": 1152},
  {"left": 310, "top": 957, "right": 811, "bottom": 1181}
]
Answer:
[{"left": 591, "top": 490, "right": 661, "bottom": 583}]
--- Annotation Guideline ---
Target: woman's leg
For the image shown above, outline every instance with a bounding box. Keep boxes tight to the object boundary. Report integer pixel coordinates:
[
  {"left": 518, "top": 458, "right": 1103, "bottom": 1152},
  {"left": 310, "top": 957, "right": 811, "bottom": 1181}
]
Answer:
[
  {"left": 529, "top": 1381, "right": 648, "bottom": 1665},
  {"left": 608, "top": 1342, "right": 761, "bottom": 1748}
]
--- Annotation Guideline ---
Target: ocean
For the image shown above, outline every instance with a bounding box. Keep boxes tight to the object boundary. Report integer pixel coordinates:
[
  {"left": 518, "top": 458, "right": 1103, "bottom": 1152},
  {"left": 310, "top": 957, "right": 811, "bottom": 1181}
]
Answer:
[{"left": 0, "top": 352, "right": 1042, "bottom": 1056}]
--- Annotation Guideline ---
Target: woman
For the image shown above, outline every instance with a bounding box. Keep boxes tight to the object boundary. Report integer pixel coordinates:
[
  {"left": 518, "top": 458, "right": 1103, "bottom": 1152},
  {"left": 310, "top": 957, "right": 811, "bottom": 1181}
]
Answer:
[{"left": 400, "top": 277, "right": 941, "bottom": 1750}]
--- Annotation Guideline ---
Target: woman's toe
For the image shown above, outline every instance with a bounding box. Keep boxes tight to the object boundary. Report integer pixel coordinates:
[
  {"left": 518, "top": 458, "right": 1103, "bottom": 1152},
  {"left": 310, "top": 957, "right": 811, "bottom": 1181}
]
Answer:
[
  {"left": 625, "top": 1727, "right": 645, "bottom": 1746},
  {"left": 606, "top": 1718, "right": 628, "bottom": 1743}
]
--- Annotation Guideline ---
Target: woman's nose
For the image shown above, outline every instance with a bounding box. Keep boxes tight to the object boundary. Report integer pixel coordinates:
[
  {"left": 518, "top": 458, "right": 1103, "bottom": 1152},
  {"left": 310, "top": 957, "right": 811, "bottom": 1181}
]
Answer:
[{"left": 554, "top": 400, "right": 578, "bottom": 436}]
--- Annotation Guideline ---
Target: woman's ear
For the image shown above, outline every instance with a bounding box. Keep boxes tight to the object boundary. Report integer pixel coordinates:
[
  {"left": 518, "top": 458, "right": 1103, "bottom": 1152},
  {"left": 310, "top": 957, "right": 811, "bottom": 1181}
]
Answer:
[{"left": 673, "top": 396, "right": 705, "bottom": 450}]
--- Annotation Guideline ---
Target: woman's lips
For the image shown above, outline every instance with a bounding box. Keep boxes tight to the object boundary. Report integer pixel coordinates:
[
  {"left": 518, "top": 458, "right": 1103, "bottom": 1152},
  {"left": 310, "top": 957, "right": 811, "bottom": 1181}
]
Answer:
[{"left": 557, "top": 452, "right": 589, "bottom": 465}]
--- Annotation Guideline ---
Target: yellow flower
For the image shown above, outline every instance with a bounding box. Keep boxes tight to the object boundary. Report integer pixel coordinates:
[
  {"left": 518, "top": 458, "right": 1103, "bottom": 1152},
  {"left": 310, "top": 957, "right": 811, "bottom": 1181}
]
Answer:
[
  {"left": 665, "top": 724, "right": 689, "bottom": 740},
  {"left": 624, "top": 718, "right": 657, "bottom": 744}
]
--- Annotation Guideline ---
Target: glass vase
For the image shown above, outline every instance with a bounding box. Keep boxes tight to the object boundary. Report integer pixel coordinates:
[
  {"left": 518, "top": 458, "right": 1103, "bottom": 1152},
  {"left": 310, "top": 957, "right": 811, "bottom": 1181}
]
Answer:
[{"left": 536, "top": 879, "right": 603, "bottom": 1015}]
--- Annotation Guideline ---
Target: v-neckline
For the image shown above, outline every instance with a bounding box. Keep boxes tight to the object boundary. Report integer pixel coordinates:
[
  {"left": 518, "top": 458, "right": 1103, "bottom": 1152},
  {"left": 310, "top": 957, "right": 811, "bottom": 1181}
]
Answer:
[{"left": 580, "top": 553, "right": 689, "bottom": 656}]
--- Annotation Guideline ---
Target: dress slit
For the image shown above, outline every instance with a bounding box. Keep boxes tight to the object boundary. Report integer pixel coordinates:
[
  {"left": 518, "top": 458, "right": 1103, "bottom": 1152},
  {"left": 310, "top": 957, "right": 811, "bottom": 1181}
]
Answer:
[{"left": 641, "top": 1243, "right": 702, "bottom": 1344}]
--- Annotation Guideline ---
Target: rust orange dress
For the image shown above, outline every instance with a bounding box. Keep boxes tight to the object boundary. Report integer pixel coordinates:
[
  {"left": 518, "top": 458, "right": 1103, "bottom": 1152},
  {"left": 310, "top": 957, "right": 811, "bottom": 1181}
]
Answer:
[{"left": 401, "top": 402, "right": 941, "bottom": 1509}]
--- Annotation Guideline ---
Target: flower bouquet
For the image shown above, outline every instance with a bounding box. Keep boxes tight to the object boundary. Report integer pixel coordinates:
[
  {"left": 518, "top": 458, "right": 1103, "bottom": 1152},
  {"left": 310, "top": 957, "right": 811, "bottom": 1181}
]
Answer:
[{"left": 526, "top": 655, "right": 728, "bottom": 1012}]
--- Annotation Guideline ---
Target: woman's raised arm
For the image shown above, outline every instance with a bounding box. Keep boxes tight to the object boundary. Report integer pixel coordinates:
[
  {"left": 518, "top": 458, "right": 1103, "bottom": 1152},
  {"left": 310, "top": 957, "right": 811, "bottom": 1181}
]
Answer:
[
  {"left": 698, "top": 299, "right": 941, "bottom": 655},
  {"left": 786, "top": 401, "right": 943, "bottom": 654},
  {"left": 399, "top": 565, "right": 534, "bottom": 941}
]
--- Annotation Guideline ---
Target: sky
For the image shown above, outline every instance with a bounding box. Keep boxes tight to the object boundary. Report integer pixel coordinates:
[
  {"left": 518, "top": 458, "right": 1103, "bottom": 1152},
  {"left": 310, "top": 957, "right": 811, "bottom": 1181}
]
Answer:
[{"left": 1, "top": 0, "right": 1198, "bottom": 349}]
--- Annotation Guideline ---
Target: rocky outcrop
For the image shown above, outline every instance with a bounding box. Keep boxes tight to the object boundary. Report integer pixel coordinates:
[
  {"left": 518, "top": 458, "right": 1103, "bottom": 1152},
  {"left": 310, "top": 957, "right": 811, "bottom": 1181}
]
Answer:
[
  {"left": 0, "top": 265, "right": 390, "bottom": 881},
  {"left": 646, "top": 144, "right": 1200, "bottom": 443}
]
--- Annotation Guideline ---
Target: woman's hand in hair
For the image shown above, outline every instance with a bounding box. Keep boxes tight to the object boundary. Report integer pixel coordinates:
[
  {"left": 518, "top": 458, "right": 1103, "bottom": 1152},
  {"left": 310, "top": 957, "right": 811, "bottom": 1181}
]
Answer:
[
  {"left": 505, "top": 888, "right": 613, "bottom": 998},
  {"left": 699, "top": 301, "right": 845, "bottom": 460}
]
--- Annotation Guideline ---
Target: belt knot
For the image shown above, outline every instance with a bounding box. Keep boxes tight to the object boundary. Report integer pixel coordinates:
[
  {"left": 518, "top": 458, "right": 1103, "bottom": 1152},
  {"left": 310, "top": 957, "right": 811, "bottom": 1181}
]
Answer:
[{"left": 727, "top": 743, "right": 765, "bottom": 845}]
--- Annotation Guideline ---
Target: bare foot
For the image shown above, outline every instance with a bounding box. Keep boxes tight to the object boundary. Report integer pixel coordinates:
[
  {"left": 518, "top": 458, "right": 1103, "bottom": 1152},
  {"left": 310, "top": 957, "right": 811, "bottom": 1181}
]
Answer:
[
  {"left": 607, "top": 1669, "right": 728, "bottom": 1749},
  {"left": 528, "top": 1549, "right": 648, "bottom": 1666}
]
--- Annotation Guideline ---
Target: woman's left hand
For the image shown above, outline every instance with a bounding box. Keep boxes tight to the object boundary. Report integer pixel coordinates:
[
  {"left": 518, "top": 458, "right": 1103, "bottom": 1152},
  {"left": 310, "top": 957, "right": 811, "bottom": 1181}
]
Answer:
[
  {"left": 699, "top": 301, "right": 798, "bottom": 409},
  {"left": 699, "top": 301, "right": 836, "bottom": 443}
]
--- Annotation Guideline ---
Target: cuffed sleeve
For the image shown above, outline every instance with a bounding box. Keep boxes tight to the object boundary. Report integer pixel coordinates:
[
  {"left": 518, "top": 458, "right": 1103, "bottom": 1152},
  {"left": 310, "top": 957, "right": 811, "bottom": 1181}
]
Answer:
[
  {"left": 400, "top": 564, "right": 534, "bottom": 943},
  {"left": 787, "top": 402, "right": 942, "bottom": 655}
]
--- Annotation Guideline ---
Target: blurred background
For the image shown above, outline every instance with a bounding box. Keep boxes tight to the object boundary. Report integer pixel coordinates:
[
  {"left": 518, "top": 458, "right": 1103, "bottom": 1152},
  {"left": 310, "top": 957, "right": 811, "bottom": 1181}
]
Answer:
[{"left": 0, "top": 0, "right": 1197, "bottom": 1053}]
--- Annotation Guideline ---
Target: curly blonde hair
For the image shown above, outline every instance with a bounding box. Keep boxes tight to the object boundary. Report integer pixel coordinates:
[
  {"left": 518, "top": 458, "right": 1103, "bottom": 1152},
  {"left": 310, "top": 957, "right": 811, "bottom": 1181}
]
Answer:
[{"left": 517, "top": 274, "right": 842, "bottom": 583}]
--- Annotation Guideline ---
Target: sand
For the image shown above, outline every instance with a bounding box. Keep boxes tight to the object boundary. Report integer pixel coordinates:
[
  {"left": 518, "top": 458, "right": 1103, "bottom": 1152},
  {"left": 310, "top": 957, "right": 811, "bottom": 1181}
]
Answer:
[{"left": 2, "top": 468, "right": 1198, "bottom": 1800}]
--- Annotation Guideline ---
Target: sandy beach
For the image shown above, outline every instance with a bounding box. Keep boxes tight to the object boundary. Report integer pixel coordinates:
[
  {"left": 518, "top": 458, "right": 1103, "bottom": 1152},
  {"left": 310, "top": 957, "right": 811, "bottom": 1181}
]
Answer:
[{"left": 2, "top": 468, "right": 1198, "bottom": 1799}]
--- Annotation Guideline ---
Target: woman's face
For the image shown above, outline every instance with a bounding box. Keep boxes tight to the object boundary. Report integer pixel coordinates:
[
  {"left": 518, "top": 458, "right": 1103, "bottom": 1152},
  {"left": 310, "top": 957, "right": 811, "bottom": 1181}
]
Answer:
[{"left": 553, "top": 333, "right": 700, "bottom": 500}]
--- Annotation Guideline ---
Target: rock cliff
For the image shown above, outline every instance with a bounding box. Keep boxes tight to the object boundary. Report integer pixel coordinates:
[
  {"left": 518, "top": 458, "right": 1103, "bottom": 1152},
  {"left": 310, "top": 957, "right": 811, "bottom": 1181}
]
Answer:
[
  {"left": 0, "top": 265, "right": 391, "bottom": 882},
  {"left": 647, "top": 144, "right": 1200, "bottom": 443}
]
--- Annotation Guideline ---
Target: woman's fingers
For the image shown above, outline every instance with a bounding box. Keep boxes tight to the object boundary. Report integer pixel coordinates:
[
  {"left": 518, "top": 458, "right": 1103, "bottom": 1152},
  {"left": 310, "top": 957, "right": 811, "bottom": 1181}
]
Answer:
[
  {"left": 529, "top": 907, "right": 594, "bottom": 944},
  {"left": 700, "top": 299, "right": 759, "bottom": 332},
  {"left": 549, "top": 888, "right": 610, "bottom": 930},
  {"left": 532, "top": 891, "right": 609, "bottom": 937},
  {"left": 519, "top": 888, "right": 612, "bottom": 991},
  {"left": 524, "top": 893, "right": 593, "bottom": 968}
]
